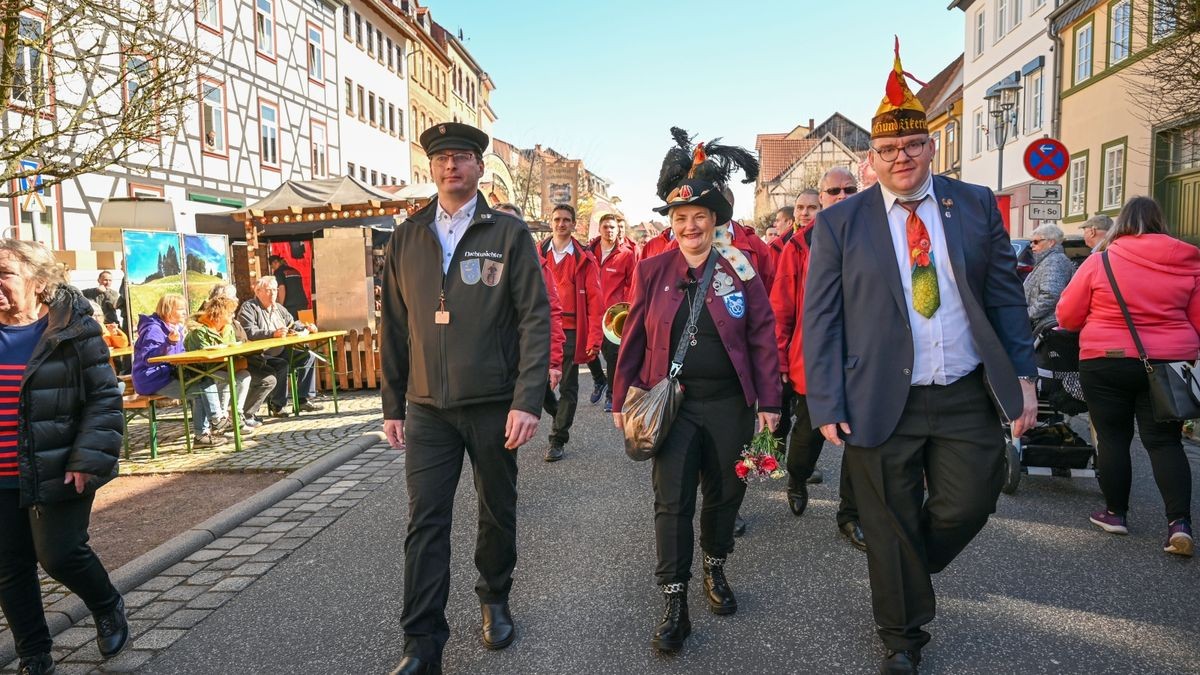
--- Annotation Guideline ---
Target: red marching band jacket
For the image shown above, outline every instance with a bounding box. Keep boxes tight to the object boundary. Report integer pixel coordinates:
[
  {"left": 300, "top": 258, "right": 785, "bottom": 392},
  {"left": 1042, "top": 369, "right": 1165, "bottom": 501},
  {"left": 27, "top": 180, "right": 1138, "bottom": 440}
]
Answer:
[
  {"left": 586, "top": 236, "right": 640, "bottom": 308},
  {"left": 537, "top": 238, "right": 603, "bottom": 364},
  {"left": 640, "top": 222, "right": 775, "bottom": 294},
  {"left": 613, "top": 249, "right": 781, "bottom": 412},
  {"left": 769, "top": 224, "right": 814, "bottom": 393},
  {"left": 540, "top": 258, "right": 565, "bottom": 372}
]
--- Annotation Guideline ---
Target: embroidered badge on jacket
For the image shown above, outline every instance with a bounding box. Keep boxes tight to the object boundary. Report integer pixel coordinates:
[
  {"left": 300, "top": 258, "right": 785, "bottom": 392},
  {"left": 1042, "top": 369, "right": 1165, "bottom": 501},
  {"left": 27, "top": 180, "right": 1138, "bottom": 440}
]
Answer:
[
  {"left": 461, "top": 259, "right": 482, "bottom": 285},
  {"left": 713, "top": 270, "right": 735, "bottom": 297},
  {"left": 482, "top": 260, "right": 504, "bottom": 287},
  {"left": 723, "top": 291, "right": 746, "bottom": 319}
]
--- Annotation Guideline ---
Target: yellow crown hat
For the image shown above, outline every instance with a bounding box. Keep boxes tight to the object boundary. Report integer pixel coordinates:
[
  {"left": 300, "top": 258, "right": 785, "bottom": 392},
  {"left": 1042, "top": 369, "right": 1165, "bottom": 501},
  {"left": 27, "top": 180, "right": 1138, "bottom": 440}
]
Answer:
[{"left": 871, "top": 37, "right": 928, "bottom": 139}]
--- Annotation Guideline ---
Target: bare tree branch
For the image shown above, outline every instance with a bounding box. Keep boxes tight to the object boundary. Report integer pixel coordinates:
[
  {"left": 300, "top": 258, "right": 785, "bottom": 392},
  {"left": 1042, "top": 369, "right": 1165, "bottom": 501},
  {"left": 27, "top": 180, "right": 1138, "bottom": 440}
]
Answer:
[{"left": 1127, "top": 0, "right": 1200, "bottom": 127}]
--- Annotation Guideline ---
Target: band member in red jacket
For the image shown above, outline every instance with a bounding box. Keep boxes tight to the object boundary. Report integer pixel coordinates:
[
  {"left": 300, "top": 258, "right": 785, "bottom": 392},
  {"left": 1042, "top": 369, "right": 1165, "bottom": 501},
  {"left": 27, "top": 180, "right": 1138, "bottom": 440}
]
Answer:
[
  {"left": 585, "top": 212, "right": 639, "bottom": 411},
  {"left": 538, "top": 204, "right": 602, "bottom": 462},
  {"left": 494, "top": 202, "right": 565, "bottom": 394}
]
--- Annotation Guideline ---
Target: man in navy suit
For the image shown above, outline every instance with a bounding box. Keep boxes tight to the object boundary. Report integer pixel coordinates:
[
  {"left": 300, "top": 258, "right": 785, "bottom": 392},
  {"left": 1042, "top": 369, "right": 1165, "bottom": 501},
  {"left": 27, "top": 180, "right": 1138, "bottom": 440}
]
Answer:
[{"left": 802, "top": 42, "right": 1037, "bottom": 674}]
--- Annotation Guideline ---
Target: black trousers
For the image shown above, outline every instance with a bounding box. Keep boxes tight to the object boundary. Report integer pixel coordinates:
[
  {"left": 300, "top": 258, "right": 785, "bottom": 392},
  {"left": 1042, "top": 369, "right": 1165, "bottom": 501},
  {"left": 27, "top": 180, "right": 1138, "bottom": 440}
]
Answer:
[
  {"left": 773, "top": 383, "right": 794, "bottom": 445},
  {"left": 0, "top": 491, "right": 120, "bottom": 658},
  {"left": 845, "top": 370, "right": 1003, "bottom": 652},
  {"left": 653, "top": 394, "right": 754, "bottom": 585},
  {"left": 587, "top": 356, "right": 605, "bottom": 386},
  {"left": 266, "top": 349, "right": 317, "bottom": 409},
  {"left": 600, "top": 341, "right": 618, "bottom": 401},
  {"left": 786, "top": 391, "right": 860, "bottom": 526},
  {"left": 545, "top": 330, "right": 579, "bottom": 447},
  {"left": 1079, "top": 358, "right": 1190, "bottom": 522},
  {"left": 400, "top": 400, "right": 518, "bottom": 662}
]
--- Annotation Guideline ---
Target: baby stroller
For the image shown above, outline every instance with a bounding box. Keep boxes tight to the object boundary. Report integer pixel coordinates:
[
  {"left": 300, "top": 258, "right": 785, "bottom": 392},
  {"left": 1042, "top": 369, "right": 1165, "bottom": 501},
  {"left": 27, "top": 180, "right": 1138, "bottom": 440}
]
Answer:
[{"left": 1001, "top": 321, "right": 1097, "bottom": 494}]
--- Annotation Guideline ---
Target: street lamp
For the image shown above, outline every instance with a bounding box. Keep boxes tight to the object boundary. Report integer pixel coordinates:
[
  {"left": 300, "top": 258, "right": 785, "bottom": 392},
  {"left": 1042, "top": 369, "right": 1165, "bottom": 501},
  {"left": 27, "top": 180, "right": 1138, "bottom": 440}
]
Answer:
[{"left": 984, "top": 80, "right": 1023, "bottom": 192}]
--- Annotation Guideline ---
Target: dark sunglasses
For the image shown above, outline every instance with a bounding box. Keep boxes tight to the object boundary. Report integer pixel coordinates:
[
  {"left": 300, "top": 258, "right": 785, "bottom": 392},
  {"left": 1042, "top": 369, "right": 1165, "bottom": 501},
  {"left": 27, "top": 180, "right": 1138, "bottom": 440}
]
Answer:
[
  {"left": 823, "top": 186, "right": 858, "bottom": 196},
  {"left": 1030, "top": 239, "right": 1046, "bottom": 245}
]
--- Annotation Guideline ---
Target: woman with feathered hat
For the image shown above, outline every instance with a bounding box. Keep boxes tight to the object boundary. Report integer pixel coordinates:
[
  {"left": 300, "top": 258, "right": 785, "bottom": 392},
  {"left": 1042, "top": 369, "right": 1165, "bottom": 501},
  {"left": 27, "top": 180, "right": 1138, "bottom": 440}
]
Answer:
[{"left": 611, "top": 131, "right": 781, "bottom": 653}]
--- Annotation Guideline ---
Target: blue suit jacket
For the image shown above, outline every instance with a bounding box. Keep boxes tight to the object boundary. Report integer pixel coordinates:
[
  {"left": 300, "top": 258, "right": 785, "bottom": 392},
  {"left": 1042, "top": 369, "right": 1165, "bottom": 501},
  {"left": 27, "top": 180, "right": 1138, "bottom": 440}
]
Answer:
[{"left": 802, "top": 176, "right": 1036, "bottom": 448}]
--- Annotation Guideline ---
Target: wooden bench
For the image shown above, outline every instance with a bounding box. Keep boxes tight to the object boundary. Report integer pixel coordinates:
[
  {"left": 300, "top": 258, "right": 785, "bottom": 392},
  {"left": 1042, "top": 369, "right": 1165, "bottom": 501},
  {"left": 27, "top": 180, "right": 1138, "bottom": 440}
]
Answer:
[{"left": 122, "top": 394, "right": 178, "bottom": 460}]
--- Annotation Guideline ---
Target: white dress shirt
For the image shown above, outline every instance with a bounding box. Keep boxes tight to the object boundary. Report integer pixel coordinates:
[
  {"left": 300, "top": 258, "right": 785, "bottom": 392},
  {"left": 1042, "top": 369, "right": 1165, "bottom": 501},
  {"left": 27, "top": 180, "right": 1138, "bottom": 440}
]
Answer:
[
  {"left": 878, "top": 176, "right": 982, "bottom": 385},
  {"left": 434, "top": 194, "right": 479, "bottom": 273},
  {"left": 550, "top": 240, "right": 575, "bottom": 264}
]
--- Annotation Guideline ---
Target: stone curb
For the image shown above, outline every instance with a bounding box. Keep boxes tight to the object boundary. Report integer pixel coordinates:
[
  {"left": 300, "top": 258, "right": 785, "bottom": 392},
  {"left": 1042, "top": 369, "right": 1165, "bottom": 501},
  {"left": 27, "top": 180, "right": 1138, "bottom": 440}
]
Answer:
[{"left": 0, "top": 431, "right": 387, "bottom": 665}]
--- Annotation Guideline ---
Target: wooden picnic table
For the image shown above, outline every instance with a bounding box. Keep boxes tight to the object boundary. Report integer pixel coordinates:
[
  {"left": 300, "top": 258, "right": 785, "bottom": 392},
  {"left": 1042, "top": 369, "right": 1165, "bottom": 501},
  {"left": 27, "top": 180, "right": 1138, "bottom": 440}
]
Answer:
[{"left": 149, "top": 330, "right": 347, "bottom": 451}]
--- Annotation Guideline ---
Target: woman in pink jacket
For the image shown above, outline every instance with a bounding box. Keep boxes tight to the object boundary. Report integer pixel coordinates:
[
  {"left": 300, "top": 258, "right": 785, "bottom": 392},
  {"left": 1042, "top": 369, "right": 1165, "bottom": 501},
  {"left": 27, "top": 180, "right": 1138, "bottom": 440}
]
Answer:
[{"left": 1057, "top": 197, "right": 1200, "bottom": 557}]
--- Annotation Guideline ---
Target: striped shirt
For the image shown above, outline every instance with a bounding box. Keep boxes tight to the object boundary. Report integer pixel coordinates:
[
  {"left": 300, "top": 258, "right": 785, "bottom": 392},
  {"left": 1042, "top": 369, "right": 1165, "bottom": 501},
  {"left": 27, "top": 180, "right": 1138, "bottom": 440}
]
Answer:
[{"left": 0, "top": 315, "right": 48, "bottom": 489}]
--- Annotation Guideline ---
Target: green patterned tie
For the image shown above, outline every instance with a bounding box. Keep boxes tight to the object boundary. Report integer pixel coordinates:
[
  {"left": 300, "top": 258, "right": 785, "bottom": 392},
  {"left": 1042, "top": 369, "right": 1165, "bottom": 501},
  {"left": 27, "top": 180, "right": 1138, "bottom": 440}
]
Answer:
[{"left": 900, "top": 200, "right": 940, "bottom": 319}]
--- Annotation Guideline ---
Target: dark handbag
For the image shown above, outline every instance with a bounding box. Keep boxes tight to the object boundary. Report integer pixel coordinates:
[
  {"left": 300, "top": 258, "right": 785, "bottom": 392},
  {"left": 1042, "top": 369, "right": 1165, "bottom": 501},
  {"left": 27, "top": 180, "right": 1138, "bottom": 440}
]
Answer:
[
  {"left": 622, "top": 252, "right": 719, "bottom": 461},
  {"left": 1102, "top": 252, "right": 1200, "bottom": 422}
]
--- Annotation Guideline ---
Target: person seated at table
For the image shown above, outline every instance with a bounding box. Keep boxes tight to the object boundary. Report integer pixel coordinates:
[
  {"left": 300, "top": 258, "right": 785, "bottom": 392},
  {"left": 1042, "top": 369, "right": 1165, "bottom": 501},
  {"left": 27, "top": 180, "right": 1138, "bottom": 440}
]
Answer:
[
  {"left": 183, "top": 296, "right": 255, "bottom": 444},
  {"left": 206, "top": 284, "right": 276, "bottom": 429},
  {"left": 236, "top": 277, "right": 323, "bottom": 417},
  {"left": 132, "top": 293, "right": 223, "bottom": 445}
]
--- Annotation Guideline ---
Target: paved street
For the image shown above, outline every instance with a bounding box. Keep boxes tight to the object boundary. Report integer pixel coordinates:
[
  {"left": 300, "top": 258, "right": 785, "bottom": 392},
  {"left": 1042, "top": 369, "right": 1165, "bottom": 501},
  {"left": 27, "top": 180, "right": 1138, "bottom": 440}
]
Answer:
[{"left": 12, "top": 391, "right": 1200, "bottom": 674}]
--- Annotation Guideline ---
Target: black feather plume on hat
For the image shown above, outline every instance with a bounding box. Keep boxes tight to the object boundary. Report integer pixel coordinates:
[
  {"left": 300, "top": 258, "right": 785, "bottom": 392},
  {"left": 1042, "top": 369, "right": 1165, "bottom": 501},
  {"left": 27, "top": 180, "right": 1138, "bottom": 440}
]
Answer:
[{"left": 656, "top": 127, "right": 758, "bottom": 200}]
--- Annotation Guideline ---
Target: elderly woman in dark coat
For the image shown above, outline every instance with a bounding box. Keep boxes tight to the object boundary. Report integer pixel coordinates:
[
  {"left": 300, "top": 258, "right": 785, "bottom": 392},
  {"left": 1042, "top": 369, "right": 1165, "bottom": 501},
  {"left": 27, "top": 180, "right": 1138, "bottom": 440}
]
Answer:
[
  {"left": 0, "top": 239, "right": 129, "bottom": 674},
  {"left": 1024, "top": 223, "right": 1075, "bottom": 327}
]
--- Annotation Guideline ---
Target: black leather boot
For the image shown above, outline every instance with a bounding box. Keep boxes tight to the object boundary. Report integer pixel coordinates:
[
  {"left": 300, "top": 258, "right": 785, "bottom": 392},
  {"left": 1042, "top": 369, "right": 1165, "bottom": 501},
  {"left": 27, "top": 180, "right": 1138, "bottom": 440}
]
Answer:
[
  {"left": 17, "top": 653, "right": 54, "bottom": 675},
  {"left": 650, "top": 582, "right": 691, "bottom": 652},
  {"left": 94, "top": 596, "right": 129, "bottom": 658},
  {"left": 702, "top": 554, "right": 737, "bottom": 615}
]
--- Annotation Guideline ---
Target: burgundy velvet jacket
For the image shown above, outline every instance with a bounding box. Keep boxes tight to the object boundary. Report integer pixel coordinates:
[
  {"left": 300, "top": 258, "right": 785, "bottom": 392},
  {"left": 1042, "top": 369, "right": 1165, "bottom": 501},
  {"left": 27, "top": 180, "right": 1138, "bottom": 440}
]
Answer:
[{"left": 613, "top": 248, "right": 781, "bottom": 412}]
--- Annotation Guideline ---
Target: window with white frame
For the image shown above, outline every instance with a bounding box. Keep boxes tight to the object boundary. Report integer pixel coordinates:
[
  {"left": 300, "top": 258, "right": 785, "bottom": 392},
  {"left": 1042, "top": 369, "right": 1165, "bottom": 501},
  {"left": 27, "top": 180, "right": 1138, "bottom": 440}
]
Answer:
[
  {"left": 344, "top": 78, "right": 353, "bottom": 114},
  {"left": 359, "top": 166, "right": 366, "bottom": 182},
  {"left": 368, "top": 92, "right": 376, "bottom": 125},
  {"left": 13, "top": 14, "right": 47, "bottom": 107},
  {"left": 341, "top": 5, "right": 350, "bottom": 39},
  {"left": 311, "top": 122, "right": 327, "bottom": 178},
  {"left": 396, "top": 43, "right": 405, "bottom": 77},
  {"left": 931, "top": 131, "right": 943, "bottom": 174},
  {"left": 1075, "top": 22, "right": 1093, "bottom": 84},
  {"left": 1102, "top": 143, "right": 1125, "bottom": 210},
  {"left": 347, "top": 161, "right": 355, "bottom": 177},
  {"left": 1033, "top": 0, "right": 1045, "bottom": 7},
  {"left": 376, "top": 28, "right": 384, "bottom": 63},
  {"left": 387, "top": 37, "right": 394, "bottom": 70},
  {"left": 356, "top": 85, "right": 365, "bottom": 120},
  {"left": 1153, "top": 0, "right": 1178, "bottom": 42},
  {"left": 1109, "top": 0, "right": 1131, "bottom": 64},
  {"left": 388, "top": 103, "right": 396, "bottom": 134},
  {"left": 367, "top": 21, "right": 375, "bottom": 56},
  {"left": 1002, "top": 87, "right": 1019, "bottom": 140},
  {"left": 972, "top": 109, "right": 984, "bottom": 157},
  {"left": 1067, "top": 155, "right": 1087, "bottom": 216},
  {"left": 974, "top": 11, "right": 985, "bottom": 57},
  {"left": 946, "top": 121, "right": 957, "bottom": 167},
  {"left": 370, "top": 170, "right": 377, "bottom": 186},
  {"left": 198, "top": 0, "right": 220, "bottom": 31},
  {"left": 307, "top": 24, "right": 323, "bottom": 81},
  {"left": 201, "top": 79, "right": 226, "bottom": 153},
  {"left": 255, "top": 0, "right": 274, "bottom": 57},
  {"left": 1024, "top": 69, "right": 1043, "bottom": 132},
  {"left": 260, "top": 101, "right": 279, "bottom": 168},
  {"left": 1166, "top": 124, "right": 1200, "bottom": 173},
  {"left": 995, "top": 0, "right": 1008, "bottom": 41},
  {"left": 1012, "top": 0, "right": 1022, "bottom": 27},
  {"left": 397, "top": 107, "right": 404, "bottom": 139},
  {"left": 124, "top": 55, "right": 151, "bottom": 106},
  {"left": 354, "top": 12, "right": 362, "bottom": 48}
]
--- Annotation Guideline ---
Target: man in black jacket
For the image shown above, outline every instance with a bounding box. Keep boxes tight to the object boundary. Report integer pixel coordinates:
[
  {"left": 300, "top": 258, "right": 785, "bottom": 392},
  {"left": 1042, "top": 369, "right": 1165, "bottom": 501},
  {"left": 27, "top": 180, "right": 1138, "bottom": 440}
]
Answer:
[{"left": 382, "top": 123, "right": 550, "bottom": 675}]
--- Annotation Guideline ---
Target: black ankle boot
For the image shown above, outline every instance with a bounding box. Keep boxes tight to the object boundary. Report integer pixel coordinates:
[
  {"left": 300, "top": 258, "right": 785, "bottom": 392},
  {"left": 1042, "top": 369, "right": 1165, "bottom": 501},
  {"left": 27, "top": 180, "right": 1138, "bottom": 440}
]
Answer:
[
  {"left": 650, "top": 582, "right": 691, "bottom": 652},
  {"left": 703, "top": 554, "right": 737, "bottom": 615},
  {"left": 17, "top": 653, "right": 54, "bottom": 675},
  {"left": 94, "top": 596, "right": 129, "bottom": 658}
]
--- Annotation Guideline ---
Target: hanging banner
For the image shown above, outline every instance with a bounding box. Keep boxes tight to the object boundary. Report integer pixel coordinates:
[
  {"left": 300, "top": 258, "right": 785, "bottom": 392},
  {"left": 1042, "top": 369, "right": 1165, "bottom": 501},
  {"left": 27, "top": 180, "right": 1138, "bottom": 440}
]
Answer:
[{"left": 541, "top": 159, "right": 581, "bottom": 220}]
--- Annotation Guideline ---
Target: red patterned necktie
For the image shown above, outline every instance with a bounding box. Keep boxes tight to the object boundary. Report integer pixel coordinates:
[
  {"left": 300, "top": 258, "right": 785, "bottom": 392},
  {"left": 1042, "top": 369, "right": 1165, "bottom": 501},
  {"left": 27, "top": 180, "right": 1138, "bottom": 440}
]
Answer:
[{"left": 899, "top": 200, "right": 940, "bottom": 319}]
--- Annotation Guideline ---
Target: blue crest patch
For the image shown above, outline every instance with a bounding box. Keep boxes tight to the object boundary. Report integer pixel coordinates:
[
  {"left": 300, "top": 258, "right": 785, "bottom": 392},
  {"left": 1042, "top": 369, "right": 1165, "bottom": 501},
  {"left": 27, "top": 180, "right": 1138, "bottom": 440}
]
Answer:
[
  {"left": 460, "top": 259, "right": 481, "bottom": 285},
  {"left": 723, "top": 291, "right": 745, "bottom": 319}
]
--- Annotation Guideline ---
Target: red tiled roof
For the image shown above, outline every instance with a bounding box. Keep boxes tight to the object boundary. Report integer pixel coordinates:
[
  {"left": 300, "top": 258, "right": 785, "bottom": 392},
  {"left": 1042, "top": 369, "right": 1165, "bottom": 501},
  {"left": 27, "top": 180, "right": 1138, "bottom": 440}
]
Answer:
[
  {"left": 758, "top": 138, "right": 820, "bottom": 184},
  {"left": 915, "top": 55, "right": 964, "bottom": 116}
]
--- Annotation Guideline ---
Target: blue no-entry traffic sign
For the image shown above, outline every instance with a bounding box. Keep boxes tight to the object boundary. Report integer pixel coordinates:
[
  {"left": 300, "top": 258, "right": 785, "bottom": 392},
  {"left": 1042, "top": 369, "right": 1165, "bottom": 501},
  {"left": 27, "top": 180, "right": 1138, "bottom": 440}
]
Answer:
[{"left": 1024, "top": 138, "right": 1070, "bottom": 182}]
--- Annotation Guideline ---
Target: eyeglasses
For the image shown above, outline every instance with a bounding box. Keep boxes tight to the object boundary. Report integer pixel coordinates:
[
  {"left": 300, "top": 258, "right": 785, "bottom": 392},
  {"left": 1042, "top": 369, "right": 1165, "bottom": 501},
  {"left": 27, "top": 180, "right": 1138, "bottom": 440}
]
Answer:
[
  {"left": 431, "top": 152, "right": 476, "bottom": 166},
  {"left": 823, "top": 186, "right": 858, "bottom": 196},
  {"left": 871, "top": 139, "right": 929, "bottom": 162}
]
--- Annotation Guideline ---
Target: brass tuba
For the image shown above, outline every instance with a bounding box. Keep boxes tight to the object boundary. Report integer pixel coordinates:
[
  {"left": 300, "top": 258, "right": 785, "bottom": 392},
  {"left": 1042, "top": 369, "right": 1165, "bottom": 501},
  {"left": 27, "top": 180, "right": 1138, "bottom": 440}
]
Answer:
[{"left": 602, "top": 302, "right": 630, "bottom": 345}]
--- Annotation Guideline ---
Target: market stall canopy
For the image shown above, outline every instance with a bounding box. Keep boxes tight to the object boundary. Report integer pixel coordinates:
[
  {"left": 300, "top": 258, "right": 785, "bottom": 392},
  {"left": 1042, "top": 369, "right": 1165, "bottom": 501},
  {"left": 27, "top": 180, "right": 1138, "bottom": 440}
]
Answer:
[{"left": 196, "top": 175, "right": 431, "bottom": 239}]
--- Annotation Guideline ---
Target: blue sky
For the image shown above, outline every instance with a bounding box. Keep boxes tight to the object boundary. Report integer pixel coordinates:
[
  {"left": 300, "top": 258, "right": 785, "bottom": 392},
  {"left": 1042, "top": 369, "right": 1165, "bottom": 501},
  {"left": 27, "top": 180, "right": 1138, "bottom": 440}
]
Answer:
[{"left": 429, "top": 0, "right": 965, "bottom": 222}]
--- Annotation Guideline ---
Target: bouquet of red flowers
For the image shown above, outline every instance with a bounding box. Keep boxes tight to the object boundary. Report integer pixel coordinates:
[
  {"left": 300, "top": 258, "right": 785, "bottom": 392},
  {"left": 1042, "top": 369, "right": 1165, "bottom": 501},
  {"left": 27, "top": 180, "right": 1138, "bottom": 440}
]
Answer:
[{"left": 734, "top": 428, "right": 786, "bottom": 483}]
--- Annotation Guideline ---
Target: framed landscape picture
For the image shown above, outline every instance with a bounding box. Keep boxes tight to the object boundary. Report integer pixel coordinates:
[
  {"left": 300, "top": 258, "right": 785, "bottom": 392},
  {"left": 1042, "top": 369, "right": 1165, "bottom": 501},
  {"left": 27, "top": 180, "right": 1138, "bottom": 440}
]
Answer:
[
  {"left": 182, "top": 233, "right": 231, "bottom": 316},
  {"left": 122, "top": 230, "right": 185, "bottom": 334}
]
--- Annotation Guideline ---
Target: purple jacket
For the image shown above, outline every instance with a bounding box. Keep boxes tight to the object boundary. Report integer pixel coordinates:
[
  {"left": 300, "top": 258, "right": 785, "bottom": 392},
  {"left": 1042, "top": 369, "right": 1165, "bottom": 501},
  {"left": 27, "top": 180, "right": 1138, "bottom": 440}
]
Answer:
[
  {"left": 132, "top": 313, "right": 184, "bottom": 395},
  {"left": 613, "top": 249, "right": 781, "bottom": 411}
]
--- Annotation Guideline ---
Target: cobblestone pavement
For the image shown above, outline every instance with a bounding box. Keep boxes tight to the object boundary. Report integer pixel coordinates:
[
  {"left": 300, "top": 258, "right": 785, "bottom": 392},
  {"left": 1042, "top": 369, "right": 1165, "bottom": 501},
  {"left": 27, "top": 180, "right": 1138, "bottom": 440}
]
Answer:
[
  {"left": 1, "top": 442, "right": 402, "bottom": 674},
  {"left": 120, "top": 391, "right": 383, "bottom": 474}
]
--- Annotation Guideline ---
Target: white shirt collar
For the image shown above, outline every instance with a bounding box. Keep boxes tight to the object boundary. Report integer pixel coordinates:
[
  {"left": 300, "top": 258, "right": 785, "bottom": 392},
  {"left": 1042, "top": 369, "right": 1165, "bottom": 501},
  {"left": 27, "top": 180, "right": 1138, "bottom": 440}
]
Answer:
[
  {"left": 435, "top": 194, "right": 479, "bottom": 222},
  {"left": 551, "top": 239, "right": 575, "bottom": 256},
  {"left": 879, "top": 173, "right": 935, "bottom": 213}
]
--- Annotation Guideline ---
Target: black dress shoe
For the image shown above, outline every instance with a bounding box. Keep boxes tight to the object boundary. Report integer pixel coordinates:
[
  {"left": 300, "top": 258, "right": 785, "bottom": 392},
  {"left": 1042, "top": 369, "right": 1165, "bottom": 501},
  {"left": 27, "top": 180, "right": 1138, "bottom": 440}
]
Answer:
[
  {"left": 807, "top": 468, "right": 824, "bottom": 484},
  {"left": 839, "top": 521, "right": 867, "bottom": 552},
  {"left": 544, "top": 444, "right": 564, "bottom": 462},
  {"left": 787, "top": 482, "right": 809, "bottom": 516},
  {"left": 732, "top": 514, "right": 747, "bottom": 538},
  {"left": 17, "top": 653, "right": 54, "bottom": 675},
  {"left": 94, "top": 596, "right": 129, "bottom": 658},
  {"left": 651, "top": 583, "right": 691, "bottom": 652},
  {"left": 389, "top": 655, "right": 442, "bottom": 675},
  {"left": 481, "top": 602, "right": 515, "bottom": 650},
  {"left": 702, "top": 555, "right": 737, "bottom": 615},
  {"left": 880, "top": 649, "right": 920, "bottom": 674}
]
